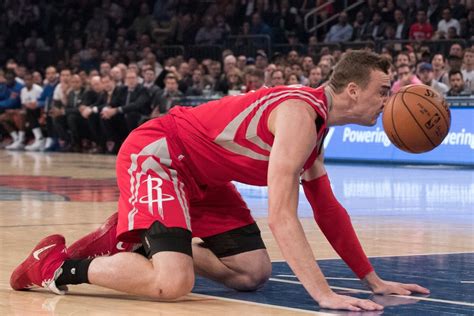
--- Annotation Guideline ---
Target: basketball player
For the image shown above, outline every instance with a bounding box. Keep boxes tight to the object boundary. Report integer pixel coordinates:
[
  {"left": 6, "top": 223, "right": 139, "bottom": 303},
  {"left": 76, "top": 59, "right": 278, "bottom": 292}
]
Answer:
[{"left": 11, "top": 51, "right": 429, "bottom": 312}]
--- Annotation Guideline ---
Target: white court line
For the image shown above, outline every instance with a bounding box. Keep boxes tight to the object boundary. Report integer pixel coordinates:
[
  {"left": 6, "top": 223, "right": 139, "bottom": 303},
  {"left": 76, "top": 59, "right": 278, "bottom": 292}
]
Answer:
[
  {"left": 276, "top": 275, "right": 359, "bottom": 281},
  {"left": 271, "top": 251, "right": 474, "bottom": 262},
  {"left": 461, "top": 281, "right": 474, "bottom": 284},
  {"left": 190, "top": 293, "right": 332, "bottom": 315},
  {"left": 269, "top": 278, "right": 474, "bottom": 307}
]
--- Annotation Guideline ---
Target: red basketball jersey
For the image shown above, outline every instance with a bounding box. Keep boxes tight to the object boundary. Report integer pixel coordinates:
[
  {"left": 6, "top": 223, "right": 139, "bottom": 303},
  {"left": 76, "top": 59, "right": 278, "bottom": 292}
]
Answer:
[{"left": 168, "top": 85, "right": 329, "bottom": 186}]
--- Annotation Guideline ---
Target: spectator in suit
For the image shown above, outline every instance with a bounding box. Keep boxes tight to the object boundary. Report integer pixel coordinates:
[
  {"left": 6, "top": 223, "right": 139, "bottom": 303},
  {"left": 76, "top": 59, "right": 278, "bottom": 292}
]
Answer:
[
  {"left": 363, "top": 12, "right": 386, "bottom": 40},
  {"left": 394, "top": 9, "right": 409, "bottom": 40},
  {"left": 351, "top": 11, "right": 368, "bottom": 41},
  {"left": 101, "top": 69, "right": 151, "bottom": 132},
  {"left": 142, "top": 68, "right": 162, "bottom": 100},
  {"left": 152, "top": 74, "right": 183, "bottom": 117}
]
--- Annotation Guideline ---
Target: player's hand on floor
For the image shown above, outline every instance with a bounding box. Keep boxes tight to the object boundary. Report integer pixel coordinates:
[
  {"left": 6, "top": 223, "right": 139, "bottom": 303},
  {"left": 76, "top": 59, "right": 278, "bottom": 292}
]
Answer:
[
  {"left": 370, "top": 279, "right": 430, "bottom": 296},
  {"left": 318, "top": 292, "right": 383, "bottom": 311}
]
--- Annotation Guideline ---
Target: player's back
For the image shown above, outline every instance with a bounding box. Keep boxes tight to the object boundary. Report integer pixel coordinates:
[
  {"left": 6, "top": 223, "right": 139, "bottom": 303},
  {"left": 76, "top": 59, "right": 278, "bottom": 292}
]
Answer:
[{"left": 169, "top": 85, "right": 329, "bottom": 186}]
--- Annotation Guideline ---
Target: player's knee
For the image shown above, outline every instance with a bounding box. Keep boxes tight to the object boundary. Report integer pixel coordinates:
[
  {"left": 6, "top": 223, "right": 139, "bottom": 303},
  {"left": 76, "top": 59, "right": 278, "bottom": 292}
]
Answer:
[
  {"left": 233, "top": 262, "right": 271, "bottom": 291},
  {"left": 149, "top": 272, "right": 195, "bottom": 300}
]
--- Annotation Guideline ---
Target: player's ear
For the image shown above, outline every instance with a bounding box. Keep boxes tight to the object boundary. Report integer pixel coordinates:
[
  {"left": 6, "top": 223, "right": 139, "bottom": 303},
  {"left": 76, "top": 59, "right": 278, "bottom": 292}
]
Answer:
[{"left": 346, "top": 82, "right": 359, "bottom": 101}]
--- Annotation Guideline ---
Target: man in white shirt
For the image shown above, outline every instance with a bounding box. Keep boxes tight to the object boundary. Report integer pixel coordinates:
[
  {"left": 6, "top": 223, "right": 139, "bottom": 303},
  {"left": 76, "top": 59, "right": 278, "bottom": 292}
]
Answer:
[
  {"left": 5, "top": 73, "right": 44, "bottom": 150},
  {"left": 437, "top": 8, "right": 460, "bottom": 36},
  {"left": 21, "top": 73, "right": 44, "bottom": 151},
  {"left": 461, "top": 48, "right": 473, "bottom": 93}
]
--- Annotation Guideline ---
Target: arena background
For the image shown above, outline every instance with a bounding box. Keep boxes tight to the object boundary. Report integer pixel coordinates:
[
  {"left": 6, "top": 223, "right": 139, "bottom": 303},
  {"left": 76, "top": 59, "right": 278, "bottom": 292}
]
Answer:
[{"left": 0, "top": 1, "right": 473, "bottom": 315}]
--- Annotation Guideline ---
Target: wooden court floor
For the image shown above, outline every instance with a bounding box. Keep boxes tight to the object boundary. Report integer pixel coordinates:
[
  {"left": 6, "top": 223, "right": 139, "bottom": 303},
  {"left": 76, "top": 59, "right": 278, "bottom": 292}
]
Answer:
[{"left": 0, "top": 150, "right": 473, "bottom": 315}]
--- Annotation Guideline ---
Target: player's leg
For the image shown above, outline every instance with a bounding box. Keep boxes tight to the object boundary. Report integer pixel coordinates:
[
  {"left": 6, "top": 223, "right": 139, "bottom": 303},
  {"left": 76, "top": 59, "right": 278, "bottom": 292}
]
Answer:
[
  {"left": 83, "top": 220, "right": 195, "bottom": 299},
  {"left": 190, "top": 183, "right": 272, "bottom": 291}
]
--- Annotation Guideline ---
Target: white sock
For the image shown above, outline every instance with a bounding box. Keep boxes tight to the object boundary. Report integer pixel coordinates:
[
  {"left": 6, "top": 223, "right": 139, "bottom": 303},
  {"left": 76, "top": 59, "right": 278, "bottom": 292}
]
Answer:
[
  {"left": 32, "top": 128, "right": 43, "bottom": 140},
  {"left": 10, "top": 131, "right": 18, "bottom": 141},
  {"left": 18, "top": 131, "right": 25, "bottom": 142}
]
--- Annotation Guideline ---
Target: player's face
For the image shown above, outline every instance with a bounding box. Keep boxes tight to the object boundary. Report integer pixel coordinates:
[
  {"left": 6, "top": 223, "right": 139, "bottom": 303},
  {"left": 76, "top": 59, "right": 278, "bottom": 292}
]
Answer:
[{"left": 357, "top": 70, "right": 391, "bottom": 126}]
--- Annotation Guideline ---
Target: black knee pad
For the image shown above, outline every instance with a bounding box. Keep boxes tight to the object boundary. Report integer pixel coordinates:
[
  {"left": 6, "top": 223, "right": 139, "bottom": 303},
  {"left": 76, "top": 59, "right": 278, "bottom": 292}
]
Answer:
[
  {"left": 201, "top": 223, "right": 266, "bottom": 258},
  {"left": 140, "top": 221, "right": 192, "bottom": 258}
]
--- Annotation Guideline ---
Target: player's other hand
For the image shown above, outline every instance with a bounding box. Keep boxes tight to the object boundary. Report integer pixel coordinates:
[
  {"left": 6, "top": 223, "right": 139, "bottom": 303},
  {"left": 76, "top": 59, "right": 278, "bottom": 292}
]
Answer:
[
  {"left": 370, "top": 279, "right": 430, "bottom": 296},
  {"left": 318, "top": 292, "right": 383, "bottom": 312}
]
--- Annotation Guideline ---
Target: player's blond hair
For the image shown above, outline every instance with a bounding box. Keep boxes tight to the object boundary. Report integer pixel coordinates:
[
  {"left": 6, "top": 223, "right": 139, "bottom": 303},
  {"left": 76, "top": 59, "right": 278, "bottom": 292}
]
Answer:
[{"left": 329, "top": 50, "right": 391, "bottom": 93}]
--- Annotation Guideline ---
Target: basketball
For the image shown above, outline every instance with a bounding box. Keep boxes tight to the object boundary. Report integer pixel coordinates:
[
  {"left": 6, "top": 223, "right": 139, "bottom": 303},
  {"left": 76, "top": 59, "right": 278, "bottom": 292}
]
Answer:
[{"left": 382, "top": 84, "right": 451, "bottom": 154}]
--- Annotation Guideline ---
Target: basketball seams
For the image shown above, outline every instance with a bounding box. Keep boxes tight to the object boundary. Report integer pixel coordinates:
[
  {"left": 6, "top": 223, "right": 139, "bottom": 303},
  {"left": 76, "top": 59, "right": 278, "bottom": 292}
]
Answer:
[
  {"left": 402, "top": 89, "right": 450, "bottom": 131},
  {"left": 389, "top": 93, "right": 413, "bottom": 152},
  {"left": 400, "top": 92, "right": 437, "bottom": 147}
]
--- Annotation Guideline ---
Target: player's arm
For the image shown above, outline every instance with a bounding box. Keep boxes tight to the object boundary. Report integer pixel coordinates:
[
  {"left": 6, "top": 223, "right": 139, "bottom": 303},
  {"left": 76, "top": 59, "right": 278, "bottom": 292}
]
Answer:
[
  {"left": 267, "top": 100, "right": 382, "bottom": 312},
  {"left": 302, "top": 154, "right": 430, "bottom": 296}
]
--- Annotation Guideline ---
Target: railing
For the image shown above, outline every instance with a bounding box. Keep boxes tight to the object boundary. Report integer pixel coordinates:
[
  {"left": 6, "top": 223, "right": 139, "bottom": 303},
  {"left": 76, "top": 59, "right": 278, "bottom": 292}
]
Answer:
[
  {"left": 311, "top": 0, "right": 365, "bottom": 33},
  {"left": 304, "top": 0, "right": 335, "bottom": 34},
  {"left": 224, "top": 35, "right": 271, "bottom": 58}
]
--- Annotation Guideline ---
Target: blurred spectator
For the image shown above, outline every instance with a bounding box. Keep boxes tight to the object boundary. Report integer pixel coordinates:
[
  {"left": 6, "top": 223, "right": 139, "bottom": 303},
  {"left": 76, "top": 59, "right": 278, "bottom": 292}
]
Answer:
[
  {"left": 186, "top": 69, "right": 212, "bottom": 96},
  {"left": 32, "top": 71, "right": 42, "bottom": 86},
  {"left": 461, "top": 48, "right": 474, "bottom": 92},
  {"left": 54, "top": 74, "right": 90, "bottom": 152},
  {"left": 448, "top": 54, "right": 463, "bottom": 71},
  {"left": 100, "top": 62, "right": 112, "bottom": 77},
  {"left": 110, "top": 66, "right": 124, "bottom": 87},
  {"left": 195, "top": 15, "right": 222, "bottom": 45},
  {"left": 250, "top": 12, "right": 272, "bottom": 38},
  {"left": 287, "top": 50, "right": 299, "bottom": 64},
  {"left": 409, "top": 10, "right": 433, "bottom": 40},
  {"left": 130, "top": 3, "right": 153, "bottom": 36},
  {"left": 291, "top": 63, "right": 308, "bottom": 85},
  {"left": 142, "top": 68, "right": 162, "bottom": 100},
  {"left": 237, "top": 55, "right": 247, "bottom": 71},
  {"left": 432, "top": 53, "right": 450, "bottom": 85},
  {"left": 447, "top": 69, "right": 470, "bottom": 96},
  {"left": 308, "top": 66, "right": 323, "bottom": 88},
  {"left": 325, "top": 12, "right": 353, "bottom": 42},
  {"left": 363, "top": 12, "right": 386, "bottom": 40},
  {"left": 246, "top": 68, "right": 264, "bottom": 91},
  {"left": 394, "top": 9, "right": 410, "bottom": 40},
  {"left": 302, "top": 56, "right": 315, "bottom": 76},
  {"left": 255, "top": 50, "right": 268, "bottom": 70},
  {"left": 24, "top": 30, "right": 47, "bottom": 50},
  {"left": 270, "top": 70, "right": 285, "bottom": 87},
  {"left": 416, "top": 62, "right": 449, "bottom": 95},
  {"left": 427, "top": 0, "right": 443, "bottom": 27},
  {"left": 286, "top": 73, "right": 299, "bottom": 85},
  {"left": 437, "top": 8, "right": 461, "bottom": 36},
  {"left": 449, "top": 43, "right": 464, "bottom": 58},
  {"left": 0, "top": 69, "right": 23, "bottom": 110},
  {"left": 448, "top": 0, "right": 467, "bottom": 20},
  {"left": 152, "top": 74, "right": 183, "bottom": 116},
  {"left": 317, "top": 59, "right": 332, "bottom": 83},
  {"left": 225, "top": 68, "right": 244, "bottom": 93},
  {"left": 391, "top": 63, "right": 422, "bottom": 93},
  {"left": 85, "top": 8, "right": 109, "bottom": 38},
  {"left": 102, "top": 70, "right": 151, "bottom": 131},
  {"left": 351, "top": 11, "right": 368, "bottom": 41}
]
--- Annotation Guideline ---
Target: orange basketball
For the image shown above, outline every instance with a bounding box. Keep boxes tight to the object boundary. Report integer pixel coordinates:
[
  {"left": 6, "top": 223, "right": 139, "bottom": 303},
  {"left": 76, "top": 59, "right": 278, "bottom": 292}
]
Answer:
[{"left": 382, "top": 84, "right": 451, "bottom": 154}]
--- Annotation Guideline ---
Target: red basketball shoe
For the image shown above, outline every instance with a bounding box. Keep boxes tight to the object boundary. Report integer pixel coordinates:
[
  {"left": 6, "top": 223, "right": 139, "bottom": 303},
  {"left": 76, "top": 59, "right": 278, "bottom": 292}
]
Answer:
[
  {"left": 10, "top": 234, "right": 68, "bottom": 294},
  {"left": 68, "top": 212, "right": 136, "bottom": 259}
]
